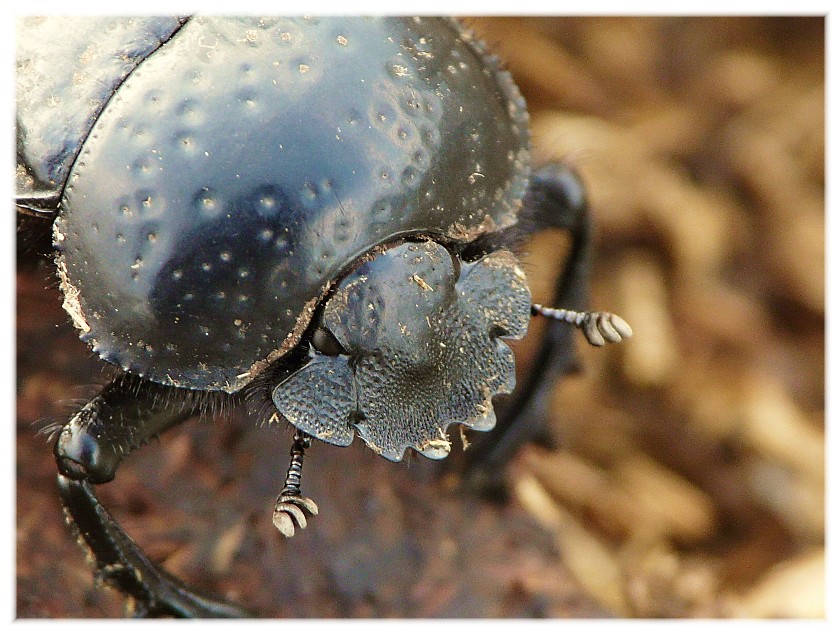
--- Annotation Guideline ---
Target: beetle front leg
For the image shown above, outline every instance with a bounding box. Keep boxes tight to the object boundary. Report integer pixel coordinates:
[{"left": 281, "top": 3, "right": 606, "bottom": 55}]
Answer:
[
  {"left": 463, "top": 164, "right": 602, "bottom": 489},
  {"left": 54, "top": 376, "right": 251, "bottom": 618}
]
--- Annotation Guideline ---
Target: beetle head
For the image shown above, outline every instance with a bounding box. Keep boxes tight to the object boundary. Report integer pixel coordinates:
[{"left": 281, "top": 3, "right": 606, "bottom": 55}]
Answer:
[{"left": 271, "top": 240, "right": 531, "bottom": 460}]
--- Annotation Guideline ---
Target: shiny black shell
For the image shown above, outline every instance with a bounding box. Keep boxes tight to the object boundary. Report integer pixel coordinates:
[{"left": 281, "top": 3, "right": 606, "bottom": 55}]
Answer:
[{"left": 19, "top": 16, "right": 531, "bottom": 392}]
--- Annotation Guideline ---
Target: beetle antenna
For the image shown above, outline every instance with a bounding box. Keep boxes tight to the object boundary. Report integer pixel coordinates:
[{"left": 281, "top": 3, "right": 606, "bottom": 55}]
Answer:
[
  {"left": 531, "top": 303, "right": 633, "bottom": 347},
  {"left": 273, "top": 430, "right": 319, "bottom": 537}
]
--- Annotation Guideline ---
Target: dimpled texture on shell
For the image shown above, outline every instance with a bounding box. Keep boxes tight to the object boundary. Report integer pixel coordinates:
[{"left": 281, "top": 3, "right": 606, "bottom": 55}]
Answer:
[
  {"left": 16, "top": 16, "right": 184, "bottom": 199},
  {"left": 55, "top": 16, "right": 531, "bottom": 392},
  {"left": 271, "top": 241, "right": 532, "bottom": 461}
]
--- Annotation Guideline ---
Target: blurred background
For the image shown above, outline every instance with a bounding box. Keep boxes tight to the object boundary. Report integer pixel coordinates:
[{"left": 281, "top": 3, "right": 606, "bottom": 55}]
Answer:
[
  {"left": 17, "top": 17, "right": 824, "bottom": 618},
  {"left": 469, "top": 16, "right": 825, "bottom": 618}
]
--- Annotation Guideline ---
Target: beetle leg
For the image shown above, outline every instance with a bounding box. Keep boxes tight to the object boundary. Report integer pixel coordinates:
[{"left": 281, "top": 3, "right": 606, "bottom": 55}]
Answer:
[
  {"left": 15, "top": 193, "right": 61, "bottom": 220},
  {"left": 273, "top": 431, "right": 319, "bottom": 538},
  {"left": 462, "top": 163, "right": 598, "bottom": 491},
  {"left": 54, "top": 375, "right": 251, "bottom": 618}
]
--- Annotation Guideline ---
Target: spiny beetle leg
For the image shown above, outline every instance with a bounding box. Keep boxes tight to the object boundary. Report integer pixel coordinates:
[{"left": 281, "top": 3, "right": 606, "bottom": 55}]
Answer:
[
  {"left": 57, "top": 476, "right": 251, "bottom": 618},
  {"left": 54, "top": 376, "right": 251, "bottom": 618},
  {"left": 462, "top": 163, "right": 594, "bottom": 491}
]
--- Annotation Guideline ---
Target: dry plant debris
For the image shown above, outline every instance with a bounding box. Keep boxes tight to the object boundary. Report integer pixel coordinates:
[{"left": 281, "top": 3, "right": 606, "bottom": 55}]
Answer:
[{"left": 469, "top": 16, "right": 824, "bottom": 619}]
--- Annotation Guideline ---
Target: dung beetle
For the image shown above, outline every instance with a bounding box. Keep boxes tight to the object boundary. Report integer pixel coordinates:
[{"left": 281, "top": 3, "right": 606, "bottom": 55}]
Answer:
[{"left": 16, "top": 16, "right": 631, "bottom": 617}]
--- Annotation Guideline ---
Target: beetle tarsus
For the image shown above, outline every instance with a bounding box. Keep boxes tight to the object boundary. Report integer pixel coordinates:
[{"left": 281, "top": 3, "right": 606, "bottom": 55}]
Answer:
[{"left": 273, "top": 431, "right": 319, "bottom": 538}]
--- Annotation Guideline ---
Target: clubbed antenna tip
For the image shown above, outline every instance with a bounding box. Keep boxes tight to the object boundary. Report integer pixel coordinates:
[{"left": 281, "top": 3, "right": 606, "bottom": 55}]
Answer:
[{"left": 531, "top": 304, "right": 633, "bottom": 347}]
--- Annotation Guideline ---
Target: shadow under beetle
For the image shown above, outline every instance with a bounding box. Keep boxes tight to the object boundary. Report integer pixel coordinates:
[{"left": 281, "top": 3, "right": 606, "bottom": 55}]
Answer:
[{"left": 16, "top": 16, "right": 631, "bottom": 617}]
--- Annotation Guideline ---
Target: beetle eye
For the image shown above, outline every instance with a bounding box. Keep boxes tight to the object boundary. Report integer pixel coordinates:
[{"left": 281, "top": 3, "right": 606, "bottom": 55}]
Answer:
[
  {"left": 448, "top": 248, "right": 462, "bottom": 280},
  {"left": 311, "top": 326, "right": 346, "bottom": 356}
]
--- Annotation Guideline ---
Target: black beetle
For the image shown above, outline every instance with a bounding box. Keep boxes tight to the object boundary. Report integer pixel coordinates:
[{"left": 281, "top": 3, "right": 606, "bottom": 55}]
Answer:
[{"left": 16, "top": 16, "right": 630, "bottom": 617}]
